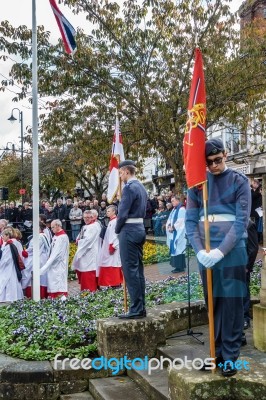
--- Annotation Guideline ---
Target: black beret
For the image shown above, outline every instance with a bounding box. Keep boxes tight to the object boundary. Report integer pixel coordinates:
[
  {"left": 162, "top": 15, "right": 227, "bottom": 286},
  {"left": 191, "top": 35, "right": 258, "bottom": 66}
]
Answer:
[
  {"left": 205, "top": 138, "right": 225, "bottom": 157},
  {"left": 118, "top": 160, "right": 136, "bottom": 168}
]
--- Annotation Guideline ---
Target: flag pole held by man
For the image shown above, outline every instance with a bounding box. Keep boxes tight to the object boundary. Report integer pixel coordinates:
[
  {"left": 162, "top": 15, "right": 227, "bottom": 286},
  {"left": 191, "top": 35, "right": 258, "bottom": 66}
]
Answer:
[
  {"left": 183, "top": 47, "right": 215, "bottom": 369},
  {"left": 184, "top": 48, "right": 251, "bottom": 377}
]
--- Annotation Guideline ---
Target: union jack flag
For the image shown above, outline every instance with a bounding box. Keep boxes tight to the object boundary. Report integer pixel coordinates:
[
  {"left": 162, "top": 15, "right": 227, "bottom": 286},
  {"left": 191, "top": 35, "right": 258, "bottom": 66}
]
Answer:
[{"left": 49, "top": 0, "right": 77, "bottom": 55}]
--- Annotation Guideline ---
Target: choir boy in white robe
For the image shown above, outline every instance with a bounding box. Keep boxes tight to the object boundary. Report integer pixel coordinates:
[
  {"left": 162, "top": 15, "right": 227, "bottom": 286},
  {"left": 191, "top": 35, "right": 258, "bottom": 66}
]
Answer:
[
  {"left": 0, "top": 227, "right": 23, "bottom": 302},
  {"left": 72, "top": 210, "right": 101, "bottom": 292},
  {"left": 0, "top": 219, "right": 8, "bottom": 248},
  {"left": 40, "top": 214, "right": 53, "bottom": 244},
  {"left": 40, "top": 219, "right": 69, "bottom": 298},
  {"left": 22, "top": 222, "right": 50, "bottom": 299},
  {"left": 98, "top": 205, "right": 123, "bottom": 287}
]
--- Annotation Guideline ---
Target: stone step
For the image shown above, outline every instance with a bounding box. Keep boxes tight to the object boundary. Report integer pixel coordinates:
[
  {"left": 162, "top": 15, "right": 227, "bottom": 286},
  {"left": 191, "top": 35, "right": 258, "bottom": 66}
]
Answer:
[
  {"left": 60, "top": 393, "right": 94, "bottom": 400},
  {"left": 89, "top": 376, "right": 149, "bottom": 400},
  {"left": 127, "top": 363, "right": 168, "bottom": 400},
  {"left": 157, "top": 340, "right": 209, "bottom": 366}
]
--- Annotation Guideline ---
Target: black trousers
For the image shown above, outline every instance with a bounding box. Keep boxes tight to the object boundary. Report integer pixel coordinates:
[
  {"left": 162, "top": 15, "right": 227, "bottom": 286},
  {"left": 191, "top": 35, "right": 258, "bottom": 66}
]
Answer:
[
  {"left": 119, "top": 225, "right": 146, "bottom": 314},
  {"left": 199, "top": 246, "right": 247, "bottom": 362},
  {"left": 170, "top": 254, "right": 186, "bottom": 271}
]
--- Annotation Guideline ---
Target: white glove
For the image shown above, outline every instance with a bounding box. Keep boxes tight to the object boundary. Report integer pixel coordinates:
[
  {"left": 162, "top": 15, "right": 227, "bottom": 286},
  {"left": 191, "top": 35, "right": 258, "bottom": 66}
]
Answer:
[
  {"left": 208, "top": 248, "right": 224, "bottom": 266},
  {"left": 197, "top": 250, "right": 213, "bottom": 268},
  {"left": 197, "top": 249, "right": 224, "bottom": 269}
]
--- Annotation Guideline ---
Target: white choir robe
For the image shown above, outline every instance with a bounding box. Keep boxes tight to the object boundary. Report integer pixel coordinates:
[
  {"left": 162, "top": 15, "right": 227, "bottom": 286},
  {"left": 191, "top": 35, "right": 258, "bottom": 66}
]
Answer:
[
  {"left": 12, "top": 239, "right": 23, "bottom": 259},
  {"left": 72, "top": 221, "right": 101, "bottom": 291},
  {"left": 98, "top": 217, "right": 123, "bottom": 286},
  {"left": 0, "top": 243, "right": 23, "bottom": 302},
  {"left": 43, "top": 227, "right": 53, "bottom": 244},
  {"left": 166, "top": 206, "right": 186, "bottom": 256},
  {"left": 21, "top": 234, "right": 50, "bottom": 296},
  {"left": 40, "top": 232, "right": 69, "bottom": 296},
  {"left": 173, "top": 207, "right": 187, "bottom": 256}
]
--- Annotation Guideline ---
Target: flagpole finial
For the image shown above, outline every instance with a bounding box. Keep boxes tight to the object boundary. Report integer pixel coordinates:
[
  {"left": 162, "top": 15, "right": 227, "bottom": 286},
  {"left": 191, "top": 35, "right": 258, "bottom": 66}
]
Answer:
[
  {"left": 194, "top": 12, "right": 199, "bottom": 48},
  {"left": 195, "top": 32, "right": 199, "bottom": 48}
]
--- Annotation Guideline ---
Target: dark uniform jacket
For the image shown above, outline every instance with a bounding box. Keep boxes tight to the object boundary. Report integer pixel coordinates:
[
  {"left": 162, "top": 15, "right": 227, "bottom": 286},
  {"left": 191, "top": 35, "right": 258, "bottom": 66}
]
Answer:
[{"left": 115, "top": 179, "right": 147, "bottom": 234}]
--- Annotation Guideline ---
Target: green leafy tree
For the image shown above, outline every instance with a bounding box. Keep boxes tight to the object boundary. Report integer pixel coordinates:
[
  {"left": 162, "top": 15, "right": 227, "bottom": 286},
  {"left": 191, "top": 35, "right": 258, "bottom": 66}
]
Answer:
[{"left": 1, "top": 0, "right": 266, "bottom": 193}]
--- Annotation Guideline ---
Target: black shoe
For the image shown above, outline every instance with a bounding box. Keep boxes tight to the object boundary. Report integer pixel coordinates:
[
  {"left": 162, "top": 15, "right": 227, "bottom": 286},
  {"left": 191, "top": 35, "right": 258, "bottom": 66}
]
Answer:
[
  {"left": 241, "top": 333, "right": 247, "bottom": 346},
  {"left": 222, "top": 365, "right": 237, "bottom": 377},
  {"left": 243, "top": 320, "right": 250, "bottom": 330},
  {"left": 143, "top": 309, "right": 147, "bottom": 317},
  {"left": 118, "top": 312, "right": 145, "bottom": 319}
]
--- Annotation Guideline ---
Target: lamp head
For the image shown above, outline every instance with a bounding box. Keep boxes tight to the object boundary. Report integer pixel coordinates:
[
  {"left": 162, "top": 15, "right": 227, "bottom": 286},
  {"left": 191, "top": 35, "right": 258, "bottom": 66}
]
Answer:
[{"left": 7, "top": 114, "right": 17, "bottom": 123}]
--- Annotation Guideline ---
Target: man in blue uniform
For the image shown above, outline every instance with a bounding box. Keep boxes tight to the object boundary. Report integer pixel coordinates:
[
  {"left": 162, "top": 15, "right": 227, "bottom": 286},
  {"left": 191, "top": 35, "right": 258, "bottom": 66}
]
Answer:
[
  {"left": 115, "top": 160, "right": 148, "bottom": 319},
  {"left": 185, "top": 138, "right": 251, "bottom": 377}
]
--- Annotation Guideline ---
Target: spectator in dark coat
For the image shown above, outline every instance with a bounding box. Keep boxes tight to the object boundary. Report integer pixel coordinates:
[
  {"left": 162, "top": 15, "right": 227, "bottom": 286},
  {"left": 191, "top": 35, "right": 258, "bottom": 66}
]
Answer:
[
  {"left": 64, "top": 198, "right": 73, "bottom": 240},
  {"left": 144, "top": 198, "right": 153, "bottom": 233},
  {"left": 19, "top": 202, "right": 33, "bottom": 244},
  {"left": 53, "top": 199, "right": 66, "bottom": 224},
  {"left": 250, "top": 179, "right": 262, "bottom": 218},
  {"left": 6, "top": 201, "right": 19, "bottom": 227}
]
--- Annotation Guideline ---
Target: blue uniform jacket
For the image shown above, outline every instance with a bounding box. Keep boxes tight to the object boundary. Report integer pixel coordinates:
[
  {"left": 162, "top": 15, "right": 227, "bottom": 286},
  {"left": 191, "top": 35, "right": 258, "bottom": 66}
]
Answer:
[
  {"left": 185, "top": 169, "right": 251, "bottom": 256},
  {"left": 115, "top": 179, "right": 148, "bottom": 234}
]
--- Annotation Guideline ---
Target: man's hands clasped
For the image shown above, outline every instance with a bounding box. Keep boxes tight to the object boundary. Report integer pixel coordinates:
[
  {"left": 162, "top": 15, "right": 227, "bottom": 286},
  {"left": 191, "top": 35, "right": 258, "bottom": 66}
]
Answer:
[{"left": 196, "top": 248, "right": 224, "bottom": 269}]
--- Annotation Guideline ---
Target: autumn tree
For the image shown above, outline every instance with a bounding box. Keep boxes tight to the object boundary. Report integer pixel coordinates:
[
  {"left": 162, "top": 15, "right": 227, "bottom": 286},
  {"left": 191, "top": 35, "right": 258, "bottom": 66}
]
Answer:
[{"left": 1, "top": 0, "right": 266, "bottom": 193}]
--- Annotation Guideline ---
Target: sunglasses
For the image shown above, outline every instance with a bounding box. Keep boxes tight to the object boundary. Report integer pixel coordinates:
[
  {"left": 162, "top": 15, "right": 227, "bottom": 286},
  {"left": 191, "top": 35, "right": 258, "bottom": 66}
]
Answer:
[{"left": 206, "top": 156, "right": 223, "bottom": 166}]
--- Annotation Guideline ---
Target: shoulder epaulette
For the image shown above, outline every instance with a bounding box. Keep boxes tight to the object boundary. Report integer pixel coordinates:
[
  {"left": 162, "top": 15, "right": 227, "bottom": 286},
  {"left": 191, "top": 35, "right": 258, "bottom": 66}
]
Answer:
[{"left": 230, "top": 169, "right": 248, "bottom": 181}]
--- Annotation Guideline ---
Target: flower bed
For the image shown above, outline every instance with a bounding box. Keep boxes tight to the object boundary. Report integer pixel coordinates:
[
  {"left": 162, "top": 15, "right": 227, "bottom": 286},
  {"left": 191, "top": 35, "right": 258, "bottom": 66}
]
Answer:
[
  {"left": 143, "top": 241, "right": 170, "bottom": 264},
  {"left": 0, "top": 275, "right": 202, "bottom": 361},
  {"left": 0, "top": 261, "right": 260, "bottom": 361}
]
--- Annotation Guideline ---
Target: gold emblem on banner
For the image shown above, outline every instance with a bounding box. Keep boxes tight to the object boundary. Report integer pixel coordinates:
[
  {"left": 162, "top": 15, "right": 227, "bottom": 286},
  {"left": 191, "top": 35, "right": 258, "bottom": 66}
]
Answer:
[{"left": 185, "top": 103, "right": 206, "bottom": 146}]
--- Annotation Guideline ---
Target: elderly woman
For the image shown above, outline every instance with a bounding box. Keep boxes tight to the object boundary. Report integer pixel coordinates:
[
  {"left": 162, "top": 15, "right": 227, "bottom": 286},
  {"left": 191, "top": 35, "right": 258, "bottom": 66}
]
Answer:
[
  {"left": 0, "top": 227, "right": 24, "bottom": 302},
  {"left": 69, "top": 202, "right": 83, "bottom": 242}
]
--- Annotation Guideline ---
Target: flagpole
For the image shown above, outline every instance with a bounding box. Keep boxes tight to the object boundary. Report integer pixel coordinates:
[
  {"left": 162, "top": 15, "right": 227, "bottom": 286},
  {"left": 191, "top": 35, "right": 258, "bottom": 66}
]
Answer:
[
  {"left": 32, "top": 0, "right": 40, "bottom": 301},
  {"left": 116, "top": 110, "right": 128, "bottom": 313},
  {"left": 203, "top": 182, "right": 215, "bottom": 372}
]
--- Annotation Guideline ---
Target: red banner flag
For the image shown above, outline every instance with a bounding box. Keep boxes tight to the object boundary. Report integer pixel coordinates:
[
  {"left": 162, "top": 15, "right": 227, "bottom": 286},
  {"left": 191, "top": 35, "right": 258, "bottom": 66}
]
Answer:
[{"left": 183, "top": 48, "right": 207, "bottom": 189}]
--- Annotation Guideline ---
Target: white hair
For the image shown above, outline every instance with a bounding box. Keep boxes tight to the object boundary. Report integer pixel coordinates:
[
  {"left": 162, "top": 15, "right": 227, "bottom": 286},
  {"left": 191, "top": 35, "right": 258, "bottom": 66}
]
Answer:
[{"left": 52, "top": 219, "right": 62, "bottom": 227}]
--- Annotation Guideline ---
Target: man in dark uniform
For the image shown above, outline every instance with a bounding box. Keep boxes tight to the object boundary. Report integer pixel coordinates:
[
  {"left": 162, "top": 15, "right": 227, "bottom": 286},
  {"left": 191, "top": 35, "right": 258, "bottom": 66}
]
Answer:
[
  {"left": 115, "top": 160, "right": 148, "bottom": 319},
  {"left": 185, "top": 138, "right": 251, "bottom": 377}
]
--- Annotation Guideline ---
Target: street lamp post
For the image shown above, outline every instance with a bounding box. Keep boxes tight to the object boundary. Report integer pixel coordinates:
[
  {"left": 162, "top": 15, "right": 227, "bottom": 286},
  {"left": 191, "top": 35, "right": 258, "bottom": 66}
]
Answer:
[{"left": 8, "top": 108, "right": 24, "bottom": 203}]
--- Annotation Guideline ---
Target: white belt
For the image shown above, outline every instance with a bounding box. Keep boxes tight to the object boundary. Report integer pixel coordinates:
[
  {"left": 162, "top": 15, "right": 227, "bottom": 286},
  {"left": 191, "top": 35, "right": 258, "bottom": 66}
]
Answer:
[
  {"left": 125, "top": 218, "right": 144, "bottom": 223},
  {"left": 200, "top": 214, "right": 236, "bottom": 222}
]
